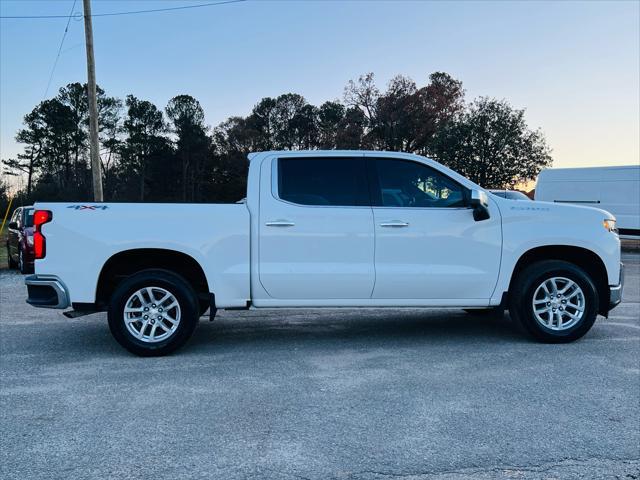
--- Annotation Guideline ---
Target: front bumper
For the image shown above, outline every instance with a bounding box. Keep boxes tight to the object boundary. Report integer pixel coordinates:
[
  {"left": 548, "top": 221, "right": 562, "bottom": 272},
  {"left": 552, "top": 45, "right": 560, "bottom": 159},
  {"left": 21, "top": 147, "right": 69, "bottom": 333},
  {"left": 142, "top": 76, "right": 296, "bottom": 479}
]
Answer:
[
  {"left": 608, "top": 262, "right": 624, "bottom": 311},
  {"left": 25, "top": 275, "right": 70, "bottom": 309}
]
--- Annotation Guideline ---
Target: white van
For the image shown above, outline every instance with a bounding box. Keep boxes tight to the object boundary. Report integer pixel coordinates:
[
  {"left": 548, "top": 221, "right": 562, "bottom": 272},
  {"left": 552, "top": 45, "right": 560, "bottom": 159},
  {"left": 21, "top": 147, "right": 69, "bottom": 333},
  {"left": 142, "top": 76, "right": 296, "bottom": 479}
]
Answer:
[{"left": 535, "top": 165, "right": 640, "bottom": 238}]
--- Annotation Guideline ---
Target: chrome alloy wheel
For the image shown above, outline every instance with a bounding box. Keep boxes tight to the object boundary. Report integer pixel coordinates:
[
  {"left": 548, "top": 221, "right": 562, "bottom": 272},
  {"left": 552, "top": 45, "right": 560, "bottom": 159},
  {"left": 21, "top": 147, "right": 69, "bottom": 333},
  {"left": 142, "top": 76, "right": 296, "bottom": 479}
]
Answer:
[
  {"left": 123, "top": 287, "right": 181, "bottom": 343},
  {"left": 532, "top": 277, "right": 585, "bottom": 331}
]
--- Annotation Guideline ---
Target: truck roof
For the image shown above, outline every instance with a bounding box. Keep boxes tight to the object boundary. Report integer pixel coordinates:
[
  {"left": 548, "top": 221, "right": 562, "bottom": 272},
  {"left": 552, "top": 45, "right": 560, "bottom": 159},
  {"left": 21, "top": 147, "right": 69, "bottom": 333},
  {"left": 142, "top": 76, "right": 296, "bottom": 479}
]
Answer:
[{"left": 247, "top": 150, "right": 433, "bottom": 161}]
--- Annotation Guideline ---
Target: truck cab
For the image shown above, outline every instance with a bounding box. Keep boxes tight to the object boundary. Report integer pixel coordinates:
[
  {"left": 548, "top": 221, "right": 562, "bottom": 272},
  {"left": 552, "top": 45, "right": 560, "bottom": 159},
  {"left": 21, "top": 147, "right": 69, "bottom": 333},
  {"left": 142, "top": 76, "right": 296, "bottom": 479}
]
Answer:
[
  {"left": 249, "top": 151, "right": 502, "bottom": 306},
  {"left": 25, "top": 151, "right": 623, "bottom": 356}
]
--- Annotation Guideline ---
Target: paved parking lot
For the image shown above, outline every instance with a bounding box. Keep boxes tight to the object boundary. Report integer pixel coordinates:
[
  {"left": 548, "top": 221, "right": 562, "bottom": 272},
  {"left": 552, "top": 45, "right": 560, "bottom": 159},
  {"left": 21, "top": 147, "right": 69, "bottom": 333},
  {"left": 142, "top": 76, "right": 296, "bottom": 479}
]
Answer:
[{"left": 1, "top": 253, "right": 638, "bottom": 480}]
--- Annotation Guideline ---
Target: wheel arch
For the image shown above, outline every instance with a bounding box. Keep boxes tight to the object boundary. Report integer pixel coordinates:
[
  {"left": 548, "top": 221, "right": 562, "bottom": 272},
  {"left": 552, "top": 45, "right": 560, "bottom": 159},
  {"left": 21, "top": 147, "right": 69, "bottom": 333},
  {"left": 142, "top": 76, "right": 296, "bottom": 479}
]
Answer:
[
  {"left": 96, "top": 248, "right": 210, "bottom": 308},
  {"left": 508, "top": 245, "right": 610, "bottom": 315}
]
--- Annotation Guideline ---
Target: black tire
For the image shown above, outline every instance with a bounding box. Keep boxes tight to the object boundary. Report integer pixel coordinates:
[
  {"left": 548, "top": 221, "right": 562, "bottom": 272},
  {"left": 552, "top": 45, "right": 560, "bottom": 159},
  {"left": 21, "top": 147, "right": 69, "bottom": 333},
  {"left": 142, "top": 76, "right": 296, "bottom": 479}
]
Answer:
[
  {"left": 18, "top": 249, "right": 32, "bottom": 274},
  {"left": 7, "top": 246, "right": 17, "bottom": 269},
  {"left": 108, "top": 269, "right": 200, "bottom": 356},
  {"left": 509, "top": 260, "right": 599, "bottom": 343}
]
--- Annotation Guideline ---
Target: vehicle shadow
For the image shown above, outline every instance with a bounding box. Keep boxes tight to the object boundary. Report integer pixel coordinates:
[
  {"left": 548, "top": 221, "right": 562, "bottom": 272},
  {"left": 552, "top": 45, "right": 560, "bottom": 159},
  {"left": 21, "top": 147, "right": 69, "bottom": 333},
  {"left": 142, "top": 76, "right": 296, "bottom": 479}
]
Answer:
[
  {"left": 3, "top": 308, "right": 526, "bottom": 362},
  {"left": 187, "top": 309, "right": 525, "bottom": 353}
]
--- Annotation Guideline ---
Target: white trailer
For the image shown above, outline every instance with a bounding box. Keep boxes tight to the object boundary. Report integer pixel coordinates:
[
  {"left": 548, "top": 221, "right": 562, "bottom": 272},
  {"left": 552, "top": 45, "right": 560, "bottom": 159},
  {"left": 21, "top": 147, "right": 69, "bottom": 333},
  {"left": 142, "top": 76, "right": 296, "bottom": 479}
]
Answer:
[{"left": 535, "top": 165, "right": 640, "bottom": 238}]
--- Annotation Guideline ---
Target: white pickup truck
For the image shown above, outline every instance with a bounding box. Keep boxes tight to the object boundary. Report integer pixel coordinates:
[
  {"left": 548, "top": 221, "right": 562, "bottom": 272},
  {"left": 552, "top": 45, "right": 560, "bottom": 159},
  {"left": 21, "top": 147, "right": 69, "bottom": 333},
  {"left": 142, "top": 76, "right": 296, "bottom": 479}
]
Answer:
[{"left": 25, "top": 150, "right": 624, "bottom": 356}]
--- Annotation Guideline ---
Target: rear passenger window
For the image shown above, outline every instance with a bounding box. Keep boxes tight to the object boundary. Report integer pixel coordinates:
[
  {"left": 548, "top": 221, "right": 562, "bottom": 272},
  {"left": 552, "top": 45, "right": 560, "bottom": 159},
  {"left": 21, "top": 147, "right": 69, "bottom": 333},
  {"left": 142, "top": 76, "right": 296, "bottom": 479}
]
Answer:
[{"left": 278, "top": 157, "right": 369, "bottom": 206}]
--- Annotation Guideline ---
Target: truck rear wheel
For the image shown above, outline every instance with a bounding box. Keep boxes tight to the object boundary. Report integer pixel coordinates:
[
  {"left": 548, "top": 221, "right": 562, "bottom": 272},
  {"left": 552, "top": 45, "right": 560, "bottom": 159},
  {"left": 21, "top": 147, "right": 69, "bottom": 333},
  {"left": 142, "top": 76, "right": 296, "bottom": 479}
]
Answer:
[
  {"left": 18, "top": 249, "right": 32, "bottom": 274},
  {"left": 509, "top": 260, "right": 599, "bottom": 343},
  {"left": 7, "top": 246, "right": 17, "bottom": 269},
  {"left": 108, "top": 269, "right": 199, "bottom": 356}
]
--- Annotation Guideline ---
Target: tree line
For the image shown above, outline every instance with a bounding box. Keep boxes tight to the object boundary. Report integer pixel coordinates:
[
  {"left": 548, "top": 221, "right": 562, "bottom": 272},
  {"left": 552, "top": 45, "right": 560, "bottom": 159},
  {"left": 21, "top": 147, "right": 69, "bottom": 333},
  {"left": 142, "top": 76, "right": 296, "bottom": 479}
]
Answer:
[{"left": 1, "top": 72, "right": 552, "bottom": 209}]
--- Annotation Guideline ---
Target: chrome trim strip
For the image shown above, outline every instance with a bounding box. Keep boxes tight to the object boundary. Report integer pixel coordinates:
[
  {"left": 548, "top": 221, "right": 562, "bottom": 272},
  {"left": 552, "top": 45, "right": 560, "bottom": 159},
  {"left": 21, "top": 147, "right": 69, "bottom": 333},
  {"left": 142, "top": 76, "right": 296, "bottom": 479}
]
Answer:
[{"left": 269, "top": 156, "right": 473, "bottom": 211}]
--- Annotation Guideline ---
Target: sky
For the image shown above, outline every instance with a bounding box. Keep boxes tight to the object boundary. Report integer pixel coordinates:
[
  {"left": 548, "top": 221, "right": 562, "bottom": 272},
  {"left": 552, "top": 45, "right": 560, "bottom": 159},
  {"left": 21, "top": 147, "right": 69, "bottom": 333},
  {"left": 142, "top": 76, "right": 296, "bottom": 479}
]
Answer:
[{"left": 1, "top": 0, "right": 639, "bottom": 181}]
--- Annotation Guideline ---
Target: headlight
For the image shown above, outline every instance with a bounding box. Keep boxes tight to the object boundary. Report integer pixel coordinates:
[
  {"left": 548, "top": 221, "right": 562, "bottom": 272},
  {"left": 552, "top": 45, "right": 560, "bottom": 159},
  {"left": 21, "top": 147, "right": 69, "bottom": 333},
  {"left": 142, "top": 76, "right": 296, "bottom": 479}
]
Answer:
[
  {"left": 26, "top": 235, "right": 34, "bottom": 246},
  {"left": 603, "top": 219, "right": 617, "bottom": 233}
]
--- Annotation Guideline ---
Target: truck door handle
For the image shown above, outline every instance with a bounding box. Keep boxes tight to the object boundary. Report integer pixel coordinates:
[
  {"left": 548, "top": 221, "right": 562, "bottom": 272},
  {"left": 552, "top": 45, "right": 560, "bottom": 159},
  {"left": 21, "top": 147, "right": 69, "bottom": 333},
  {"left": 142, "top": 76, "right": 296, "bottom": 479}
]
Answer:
[
  {"left": 380, "top": 221, "right": 409, "bottom": 227},
  {"left": 265, "top": 220, "right": 295, "bottom": 227}
]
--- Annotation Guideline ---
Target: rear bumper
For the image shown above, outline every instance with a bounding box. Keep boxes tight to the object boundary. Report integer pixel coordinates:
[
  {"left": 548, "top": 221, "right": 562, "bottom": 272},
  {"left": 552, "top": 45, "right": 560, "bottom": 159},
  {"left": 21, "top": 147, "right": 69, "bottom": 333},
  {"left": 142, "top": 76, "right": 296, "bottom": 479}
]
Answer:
[
  {"left": 25, "top": 275, "right": 70, "bottom": 309},
  {"left": 608, "top": 262, "right": 624, "bottom": 311}
]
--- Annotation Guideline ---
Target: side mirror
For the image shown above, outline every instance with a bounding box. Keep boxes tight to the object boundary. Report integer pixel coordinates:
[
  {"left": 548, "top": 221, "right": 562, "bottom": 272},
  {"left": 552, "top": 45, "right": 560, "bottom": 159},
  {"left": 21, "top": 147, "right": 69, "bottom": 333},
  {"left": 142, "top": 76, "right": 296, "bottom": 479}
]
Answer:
[
  {"left": 8, "top": 221, "right": 18, "bottom": 230},
  {"left": 469, "top": 189, "right": 490, "bottom": 221}
]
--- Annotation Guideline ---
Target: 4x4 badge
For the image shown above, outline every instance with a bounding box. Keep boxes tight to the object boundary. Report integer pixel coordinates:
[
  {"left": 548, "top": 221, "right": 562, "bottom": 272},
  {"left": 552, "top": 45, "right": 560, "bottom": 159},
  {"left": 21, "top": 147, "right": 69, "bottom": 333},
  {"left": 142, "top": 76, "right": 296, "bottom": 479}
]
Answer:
[{"left": 67, "top": 205, "right": 108, "bottom": 210}]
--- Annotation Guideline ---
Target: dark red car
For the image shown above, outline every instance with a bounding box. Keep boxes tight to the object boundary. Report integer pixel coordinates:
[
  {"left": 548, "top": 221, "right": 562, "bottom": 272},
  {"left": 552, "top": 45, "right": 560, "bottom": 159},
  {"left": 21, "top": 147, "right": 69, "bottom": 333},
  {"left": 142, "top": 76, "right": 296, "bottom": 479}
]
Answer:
[{"left": 6, "top": 206, "right": 35, "bottom": 274}]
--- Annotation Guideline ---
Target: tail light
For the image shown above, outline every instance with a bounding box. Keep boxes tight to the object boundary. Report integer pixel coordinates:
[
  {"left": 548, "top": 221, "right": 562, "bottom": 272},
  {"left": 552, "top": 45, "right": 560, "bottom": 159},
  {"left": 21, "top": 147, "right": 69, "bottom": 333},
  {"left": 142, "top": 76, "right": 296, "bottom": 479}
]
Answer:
[{"left": 33, "top": 210, "right": 52, "bottom": 259}]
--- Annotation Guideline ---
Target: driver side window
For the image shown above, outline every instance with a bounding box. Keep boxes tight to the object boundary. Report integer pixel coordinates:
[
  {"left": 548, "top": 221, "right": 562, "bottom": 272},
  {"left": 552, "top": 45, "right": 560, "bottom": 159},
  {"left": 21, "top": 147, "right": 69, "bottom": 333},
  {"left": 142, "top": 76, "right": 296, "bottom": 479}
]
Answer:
[{"left": 371, "top": 158, "right": 466, "bottom": 208}]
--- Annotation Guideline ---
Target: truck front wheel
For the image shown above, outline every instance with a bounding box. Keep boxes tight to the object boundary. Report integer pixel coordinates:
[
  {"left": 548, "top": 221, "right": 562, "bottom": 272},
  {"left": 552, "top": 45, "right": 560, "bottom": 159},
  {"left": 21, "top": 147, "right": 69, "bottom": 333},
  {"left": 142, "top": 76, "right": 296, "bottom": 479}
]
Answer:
[
  {"left": 108, "top": 269, "right": 199, "bottom": 356},
  {"left": 509, "top": 260, "right": 599, "bottom": 343}
]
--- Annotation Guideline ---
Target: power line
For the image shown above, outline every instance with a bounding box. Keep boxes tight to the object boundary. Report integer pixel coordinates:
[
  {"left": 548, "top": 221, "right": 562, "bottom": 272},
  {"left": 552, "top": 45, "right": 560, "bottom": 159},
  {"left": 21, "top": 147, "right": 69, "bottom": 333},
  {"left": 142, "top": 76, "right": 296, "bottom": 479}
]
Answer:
[
  {"left": 0, "top": 0, "right": 246, "bottom": 19},
  {"left": 43, "top": 0, "right": 77, "bottom": 99}
]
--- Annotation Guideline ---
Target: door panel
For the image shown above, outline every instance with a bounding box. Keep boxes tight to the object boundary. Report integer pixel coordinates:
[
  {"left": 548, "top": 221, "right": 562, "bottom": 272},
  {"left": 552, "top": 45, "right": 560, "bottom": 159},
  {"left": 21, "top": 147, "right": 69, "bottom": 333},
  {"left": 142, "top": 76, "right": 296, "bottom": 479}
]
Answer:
[
  {"left": 258, "top": 156, "right": 375, "bottom": 300},
  {"left": 368, "top": 158, "right": 502, "bottom": 300},
  {"left": 372, "top": 207, "right": 502, "bottom": 299}
]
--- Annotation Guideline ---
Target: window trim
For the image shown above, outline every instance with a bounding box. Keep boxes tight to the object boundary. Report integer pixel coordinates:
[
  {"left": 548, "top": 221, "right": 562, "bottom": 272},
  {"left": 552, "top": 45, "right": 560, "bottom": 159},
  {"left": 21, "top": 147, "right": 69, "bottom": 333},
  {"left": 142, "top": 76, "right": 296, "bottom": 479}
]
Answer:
[
  {"left": 270, "top": 155, "right": 472, "bottom": 210},
  {"left": 272, "top": 156, "right": 372, "bottom": 209},
  {"left": 367, "top": 157, "right": 470, "bottom": 209}
]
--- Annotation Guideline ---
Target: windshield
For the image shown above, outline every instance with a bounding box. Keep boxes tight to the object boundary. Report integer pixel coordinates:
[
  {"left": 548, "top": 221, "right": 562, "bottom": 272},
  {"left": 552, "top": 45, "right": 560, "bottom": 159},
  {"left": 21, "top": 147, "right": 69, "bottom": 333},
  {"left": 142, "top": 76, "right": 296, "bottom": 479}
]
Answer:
[
  {"left": 505, "top": 191, "right": 531, "bottom": 201},
  {"left": 489, "top": 190, "right": 530, "bottom": 201}
]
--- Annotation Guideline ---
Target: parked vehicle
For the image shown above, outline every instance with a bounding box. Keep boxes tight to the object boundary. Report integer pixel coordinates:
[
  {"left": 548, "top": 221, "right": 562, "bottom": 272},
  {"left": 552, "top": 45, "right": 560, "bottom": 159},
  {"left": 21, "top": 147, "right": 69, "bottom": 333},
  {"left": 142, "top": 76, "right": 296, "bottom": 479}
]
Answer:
[
  {"left": 489, "top": 189, "right": 531, "bottom": 201},
  {"left": 535, "top": 165, "right": 640, "bottom": 238},
  {"left": 25, "top": 151, "right": 623, "bottom": 356},
  {"left": 6, "top": 206, "right": 35, "bottom": 274}
]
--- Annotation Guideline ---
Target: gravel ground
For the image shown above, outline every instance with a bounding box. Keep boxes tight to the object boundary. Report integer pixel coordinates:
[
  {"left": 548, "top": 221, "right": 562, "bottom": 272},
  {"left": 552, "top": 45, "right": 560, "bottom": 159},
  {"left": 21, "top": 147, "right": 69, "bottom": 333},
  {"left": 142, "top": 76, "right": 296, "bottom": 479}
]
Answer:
[{"left": 1, "top": 253, "right": 638, "bottom": 480}]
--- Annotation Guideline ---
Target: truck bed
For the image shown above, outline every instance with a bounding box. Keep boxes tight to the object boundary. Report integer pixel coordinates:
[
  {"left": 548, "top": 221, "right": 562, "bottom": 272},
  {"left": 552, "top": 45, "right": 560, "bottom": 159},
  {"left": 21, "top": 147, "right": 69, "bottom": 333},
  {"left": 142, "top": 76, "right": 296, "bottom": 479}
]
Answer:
[{"left": 33, "top": 202, "right": 251, "bottom": 308}]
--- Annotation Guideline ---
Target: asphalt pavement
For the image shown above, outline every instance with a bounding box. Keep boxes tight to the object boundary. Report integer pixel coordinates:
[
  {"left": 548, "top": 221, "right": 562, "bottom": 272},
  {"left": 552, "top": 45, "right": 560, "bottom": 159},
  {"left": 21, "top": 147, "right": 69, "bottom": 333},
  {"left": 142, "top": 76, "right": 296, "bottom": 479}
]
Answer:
[{"left": 1, "top": 253, "right": 639, "bottom": 479}]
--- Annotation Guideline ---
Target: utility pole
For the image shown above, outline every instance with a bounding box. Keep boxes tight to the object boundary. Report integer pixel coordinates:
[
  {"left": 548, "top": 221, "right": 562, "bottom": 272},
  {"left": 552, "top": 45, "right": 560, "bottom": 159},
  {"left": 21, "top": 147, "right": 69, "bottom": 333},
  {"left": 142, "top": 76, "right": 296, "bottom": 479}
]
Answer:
[{"left": 82, "top": 0, "right": 104, "bottom": 201}]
